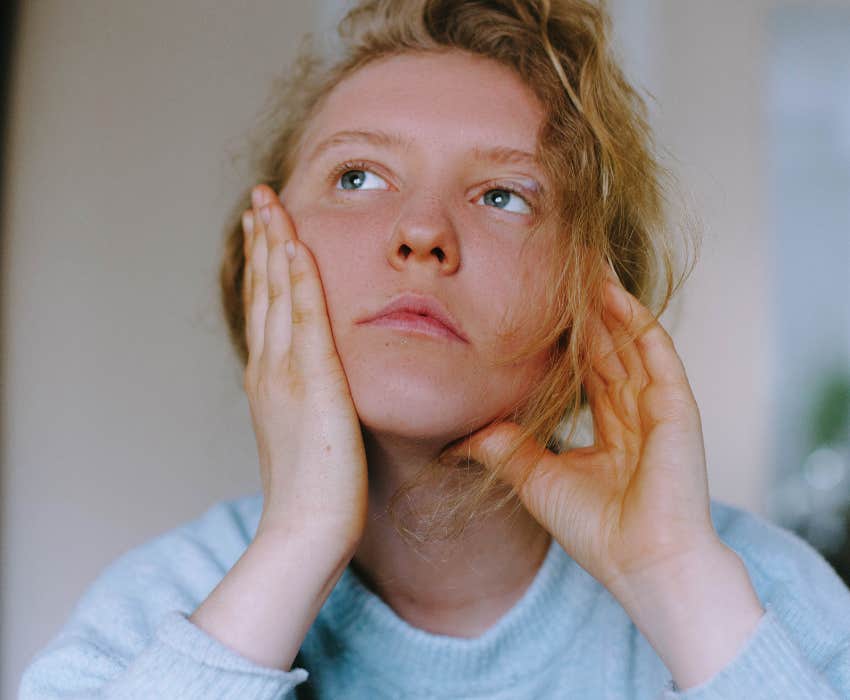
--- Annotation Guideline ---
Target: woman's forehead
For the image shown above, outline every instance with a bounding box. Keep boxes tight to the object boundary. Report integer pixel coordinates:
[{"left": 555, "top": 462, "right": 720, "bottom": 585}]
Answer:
[{"left": 300, "top": 51, "right": 546, "bottom": 164}]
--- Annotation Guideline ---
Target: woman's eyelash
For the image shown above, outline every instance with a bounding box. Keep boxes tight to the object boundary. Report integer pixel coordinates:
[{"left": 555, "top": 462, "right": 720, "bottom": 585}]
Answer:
[
  {"left": 327, "top": 160, "right": 379, "bottom": 187},
  {"left": 482, "top": 184, "right": 534, "bottom": 210},
  {"left": 327, "top": 159, "right": 535, "bottom": 212},
  {"left": 480, "top": 186, "right": 534, "bottom": 213}
]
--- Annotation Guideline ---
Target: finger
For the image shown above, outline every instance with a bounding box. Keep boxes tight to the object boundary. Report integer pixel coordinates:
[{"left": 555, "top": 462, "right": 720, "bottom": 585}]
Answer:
[
  {"left": 602, "top": 303, "right": 649, "bottom": 389},
  {"left": 586, "top": 306, "right": 628, "bottom": 383},
  {"left": 260, "top": 201, "right": 294, "bottom": 376},
  {"left": 603, "top": 278, "right": 689, "bottom": 386},
  {"left": 593, "top": 269, "right": 647, "bottom": 386},
  {"left": 241, "top": 209, "right": 254, "bottom": 320},
  {"left": 242, "top": 207, "right": 254, "bottom": 258},
  {"left": 583, "top": 364, "right": 626, "bottom": 451},
  {"left": 448, "top": 421, "right": 550, "bottom": 490},
  {"left": 247, "top": 189, "right": 270, "bottom": 371},
  {"left": 447, "top": 422, "right": 596, "bottom": 536},
  {"left": 286, "top": 237, "right": 341, "bottom": 377}
]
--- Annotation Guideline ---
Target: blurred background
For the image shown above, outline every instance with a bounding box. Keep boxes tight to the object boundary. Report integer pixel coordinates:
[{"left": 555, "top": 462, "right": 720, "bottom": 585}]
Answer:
[{"left": 1, "top": 0, "right": 849, "bottom": 695}]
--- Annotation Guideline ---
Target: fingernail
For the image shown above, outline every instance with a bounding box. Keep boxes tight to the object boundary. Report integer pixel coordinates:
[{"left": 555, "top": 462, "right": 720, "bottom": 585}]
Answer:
[
  {"left": 251, "top": 187, "right": 266, "bottom": 207},
  {"left": 261, "top": 205, "right": 271, "bottom": 225}
]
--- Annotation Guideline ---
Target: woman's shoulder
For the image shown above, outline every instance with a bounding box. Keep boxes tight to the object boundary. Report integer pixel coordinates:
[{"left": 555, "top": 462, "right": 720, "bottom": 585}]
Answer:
[
  {"left": 709, "top": 498, "right": 843, "bottom": 586},
  {"left": 49, "top": 493, "right": 264, "bottom": 647},
  {"left": 709, "top": 497, "right": 850, "bottom": 634},
  {"left": 88, "top": 491, "right": 263, "bottom": 600},
  {"left": 19, "top": 494, "right": 305, "bottom": 696}
]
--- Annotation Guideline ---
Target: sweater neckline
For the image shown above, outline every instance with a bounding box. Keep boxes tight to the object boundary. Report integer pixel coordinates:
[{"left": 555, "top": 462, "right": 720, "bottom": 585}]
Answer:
[{"left": 318, "top": 532, "right": 604, "bottom": 690}]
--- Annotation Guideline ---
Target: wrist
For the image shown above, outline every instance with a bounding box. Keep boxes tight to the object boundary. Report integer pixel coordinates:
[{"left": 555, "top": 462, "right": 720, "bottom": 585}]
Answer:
[
  {"left": 253, "top": 522, "right": 358, "bottom": 574},
  {"left": 610, "top": 541, "right": 765, "bottom": 690}
]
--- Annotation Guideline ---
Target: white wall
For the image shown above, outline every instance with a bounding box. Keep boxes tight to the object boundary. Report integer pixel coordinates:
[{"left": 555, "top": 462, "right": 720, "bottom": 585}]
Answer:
[
  {"left": 6, "top": 0, "right": 840, "bottom": 694},
  {"left": 0, "top": 2, "right": 317, "bottom": 695}
]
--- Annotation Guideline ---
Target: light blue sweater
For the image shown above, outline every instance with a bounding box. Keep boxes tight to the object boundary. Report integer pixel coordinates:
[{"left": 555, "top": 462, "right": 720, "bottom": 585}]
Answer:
[{"left": 19, "top": 493, "right": 850, "bottom": 699}]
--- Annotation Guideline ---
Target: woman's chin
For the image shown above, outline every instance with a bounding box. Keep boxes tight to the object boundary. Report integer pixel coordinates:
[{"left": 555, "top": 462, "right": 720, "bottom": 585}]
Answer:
[
  {"left": 337, "top": 340, "right": 522, "bottom": 448},
  {"left": 354, "top": 397, "right": 471, "bottom": 444}
]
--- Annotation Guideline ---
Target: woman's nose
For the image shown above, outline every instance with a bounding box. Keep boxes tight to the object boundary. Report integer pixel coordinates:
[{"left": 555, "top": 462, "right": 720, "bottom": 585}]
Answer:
[{"left": 386, "top": 193, "right": 460, "bottom": 275}]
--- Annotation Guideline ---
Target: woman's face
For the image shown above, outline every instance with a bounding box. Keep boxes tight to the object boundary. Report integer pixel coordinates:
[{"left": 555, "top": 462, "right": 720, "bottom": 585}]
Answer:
[{"left": 280, "top": 50, "right": 557, "bottom": 447}]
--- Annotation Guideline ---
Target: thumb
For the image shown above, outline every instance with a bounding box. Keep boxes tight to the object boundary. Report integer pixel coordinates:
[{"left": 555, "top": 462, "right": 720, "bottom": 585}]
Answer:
[{"left": 447, "top": 421, "right": 550, "bottom": 494}]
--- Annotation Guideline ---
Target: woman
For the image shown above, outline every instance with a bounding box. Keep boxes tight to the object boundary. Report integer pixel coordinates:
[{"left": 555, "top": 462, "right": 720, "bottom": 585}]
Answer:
[{"left": 20, "top": 1, "right": 850, "bottom": 698}]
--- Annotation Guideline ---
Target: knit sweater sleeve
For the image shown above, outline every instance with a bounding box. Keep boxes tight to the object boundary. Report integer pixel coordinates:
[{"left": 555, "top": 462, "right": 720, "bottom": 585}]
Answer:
[
  {"left": 18, "top": 498, "right": 309, "bottom": 699},
  {"left": 658, "top": 504, "right": 850, "bottom": 700}
]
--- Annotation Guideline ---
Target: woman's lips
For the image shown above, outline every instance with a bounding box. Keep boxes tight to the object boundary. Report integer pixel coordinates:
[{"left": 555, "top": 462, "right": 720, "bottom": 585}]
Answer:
[{"left": 362, "top": 311, "right": 467, "bottom": 342}]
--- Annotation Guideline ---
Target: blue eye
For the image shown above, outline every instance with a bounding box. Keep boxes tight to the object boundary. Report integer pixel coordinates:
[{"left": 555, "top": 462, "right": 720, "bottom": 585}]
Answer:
[
  {"left": 337, "top": 168, "right": 389, "bottom": 191},
  {"left": 479, "top": 188, "right": 532, "bottom": 215}
]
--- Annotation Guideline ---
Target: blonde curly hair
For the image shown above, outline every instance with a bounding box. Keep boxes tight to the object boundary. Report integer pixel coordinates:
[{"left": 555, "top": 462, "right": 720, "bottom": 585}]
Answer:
[{"left": 218, "top": 0, "right": 700, "bottom": 547}]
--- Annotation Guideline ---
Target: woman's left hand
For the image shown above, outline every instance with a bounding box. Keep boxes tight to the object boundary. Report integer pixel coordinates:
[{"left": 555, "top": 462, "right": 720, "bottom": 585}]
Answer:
[{"left": 447, "top": 268, "right": 721, "bottom": 597}]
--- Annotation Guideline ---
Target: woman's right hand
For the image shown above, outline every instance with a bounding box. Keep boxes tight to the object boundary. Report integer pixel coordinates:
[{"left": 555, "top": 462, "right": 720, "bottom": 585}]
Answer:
[{"left": 242, "top": 184, "right": 368, "bottom": 560}]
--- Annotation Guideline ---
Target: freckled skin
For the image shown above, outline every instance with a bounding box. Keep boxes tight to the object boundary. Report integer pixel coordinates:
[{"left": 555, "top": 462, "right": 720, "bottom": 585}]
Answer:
[
  {"left": 270, "top": 50, "right": 561, "bottom": 637},
  {"left": 280, "top": 51, "right": 557, "bottom": 451}
]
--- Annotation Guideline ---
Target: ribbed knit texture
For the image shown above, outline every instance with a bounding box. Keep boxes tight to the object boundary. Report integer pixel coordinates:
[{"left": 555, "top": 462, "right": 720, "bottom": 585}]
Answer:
[{"left": 19, "top": 493, "right": 850, "bottom": 699}]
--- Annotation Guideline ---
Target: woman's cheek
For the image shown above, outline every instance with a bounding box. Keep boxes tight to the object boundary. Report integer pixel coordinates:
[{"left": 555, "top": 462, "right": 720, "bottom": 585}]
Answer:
[
  {"left": 289, "top": 207, "right": 381, "bottom": 324},
  {"left": 298, "top": 201, "right": 393, "bottom": 245}
]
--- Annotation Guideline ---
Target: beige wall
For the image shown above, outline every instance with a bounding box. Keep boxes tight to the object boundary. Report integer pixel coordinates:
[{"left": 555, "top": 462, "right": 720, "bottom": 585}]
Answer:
[
  {"left": 3, "top": 0, "right": 836, "bottom": 694},
  {"left": 640, "top": 0, "right": 845, "bottom": 523},
  {"left": 647, "top": 0, "right": 776, "bottom": 519},
  {"left": 0, "top": 2, "right": 317, "bottom": 694}
]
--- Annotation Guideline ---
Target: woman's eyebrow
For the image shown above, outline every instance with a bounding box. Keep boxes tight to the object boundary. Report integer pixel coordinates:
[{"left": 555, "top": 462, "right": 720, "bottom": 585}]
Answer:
[
  {"left": 308, "top": 129, "right": 409, "bottom": 160},
  {"left": 308, "top": 129, "right": 544, "bottom": 178}
]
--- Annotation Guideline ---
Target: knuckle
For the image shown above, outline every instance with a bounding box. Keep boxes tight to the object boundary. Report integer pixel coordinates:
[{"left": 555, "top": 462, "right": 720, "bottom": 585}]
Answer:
[
  {"left": 649, "top": 319, "right": 671, "bottom": 342},
  {"left": 256, "top": 373, "right": 283, "bottom": 403},
  {"left": 256, "top": 366, "right": 303, "bottom": 404},
  {"left": 288, "top": 267, "right": 309, "bottom": 288},
  {"left": 291, "top": 306, "right": 315, "bottom": 326},
  {"left": 268, "top": 279, "right": 286, "bottom": 301},
  {"left": 647, "top": 383, "right": 693, "bottom": 419}
]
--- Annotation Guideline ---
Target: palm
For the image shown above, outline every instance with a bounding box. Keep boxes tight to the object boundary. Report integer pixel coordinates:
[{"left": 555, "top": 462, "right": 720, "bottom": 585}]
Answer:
[{"left": 452, "top": 274, "right": 716, "bottom": 593}]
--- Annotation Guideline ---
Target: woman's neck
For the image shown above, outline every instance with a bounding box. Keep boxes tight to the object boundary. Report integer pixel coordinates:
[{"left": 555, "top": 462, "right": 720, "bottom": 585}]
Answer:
[{"left": 351, "top": 430, "right": 552, "bottom": 638}]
